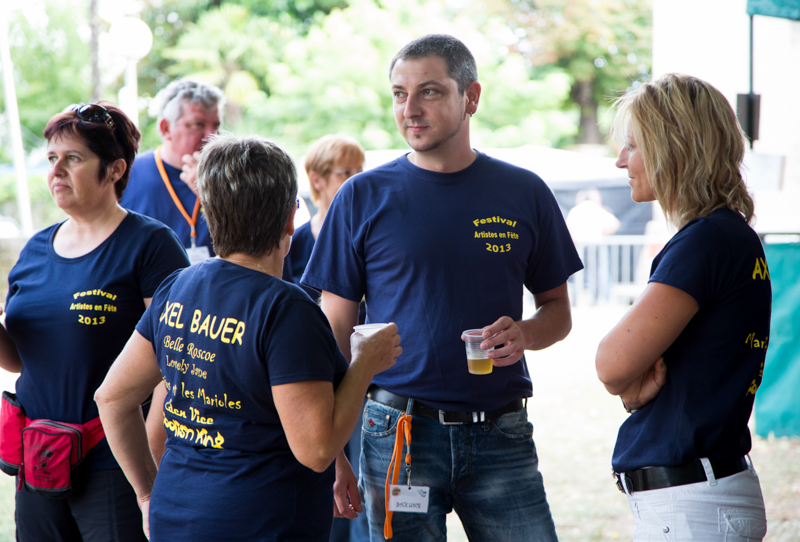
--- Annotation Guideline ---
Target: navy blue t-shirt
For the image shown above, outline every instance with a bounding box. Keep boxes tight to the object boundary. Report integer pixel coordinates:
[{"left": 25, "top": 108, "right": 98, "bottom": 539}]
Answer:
[
  {"left": 121, "top": 149, "right": 214, "bottom": 255},
  {"left": 302, "top": 152, "right": 583, "bottom": 412},
  {"left": 612, "top": 208, "right": 772, "bottom": 472},
  {"left": 137, "top": 258, "right": 348, "bottom": 541},
  {"left": 5, "top": 212, "right": 189, "bottom": 470},
  {"left": 283, "top": 221, "right": 320, "bottom": 301}
]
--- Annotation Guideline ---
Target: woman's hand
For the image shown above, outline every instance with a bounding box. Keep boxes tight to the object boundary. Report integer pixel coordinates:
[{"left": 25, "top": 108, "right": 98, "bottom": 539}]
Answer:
[
  {"left": 350, "top": 324, "right": 401, "bottom": 377},
  {"left": 138, "top": 493, "right": 151, "bottom": 540},
  {"left": 619, "top": 357, "right": 667, "bottom": 411},
  {"left": 333, "top": 450, "right": 362, "bottom": 519}
]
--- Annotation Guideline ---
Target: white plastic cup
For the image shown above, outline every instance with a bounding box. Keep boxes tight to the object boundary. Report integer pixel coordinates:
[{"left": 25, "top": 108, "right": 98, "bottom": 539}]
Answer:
[
  {"left": 462, "top": 329, "right": 494, "bottom": 375},
  {"left": 353, "top": 323, "right": 391, "bottom": 337}
]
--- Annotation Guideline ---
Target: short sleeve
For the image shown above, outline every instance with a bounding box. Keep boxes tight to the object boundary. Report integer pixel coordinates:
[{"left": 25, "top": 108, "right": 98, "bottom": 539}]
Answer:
[
  {"left": 263, "top": 296, "right": 347, "bottom": 385},
  {"left": 135, "top": 269, "right": 182, "bottom": 344},
  {"left": 138, "top": 227, "right": 190, "bottom": 297},
  {"left": 301, "top": 184, "right": 365, "bottom": 301},
  {"left": 523, "top": 185, "right": 584, "bottom": 294},
  {"left": 649, "top": 222, "right": 729, "bottom": 307}
]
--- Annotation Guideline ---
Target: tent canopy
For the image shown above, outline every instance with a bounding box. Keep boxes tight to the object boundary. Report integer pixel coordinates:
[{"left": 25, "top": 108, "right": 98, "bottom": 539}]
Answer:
[{"left": 747, "top": 0, "right": 800, "bottom": 20}]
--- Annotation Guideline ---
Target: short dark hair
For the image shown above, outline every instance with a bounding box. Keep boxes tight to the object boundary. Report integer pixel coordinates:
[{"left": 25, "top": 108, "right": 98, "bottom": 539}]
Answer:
[
  {"left": 44, "top": 102, "right": 141, "bottom": 200},
  {"left": 389, "top": 34, "right": 478, "bottom": 94},
  {"left": 197, "top": 133, "right": 297, "bottom": 258}
]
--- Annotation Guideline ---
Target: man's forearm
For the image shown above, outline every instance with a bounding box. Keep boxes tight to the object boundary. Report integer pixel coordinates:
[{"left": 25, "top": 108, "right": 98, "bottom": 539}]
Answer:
[{"left": 518, "top": 296, "right": 572, "bottom": 351}]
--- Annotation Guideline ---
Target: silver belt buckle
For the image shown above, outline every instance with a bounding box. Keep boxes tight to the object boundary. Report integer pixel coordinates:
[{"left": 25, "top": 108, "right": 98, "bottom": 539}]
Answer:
[{"left": 438, "top": 410, "right": 463, "bottom": 425}]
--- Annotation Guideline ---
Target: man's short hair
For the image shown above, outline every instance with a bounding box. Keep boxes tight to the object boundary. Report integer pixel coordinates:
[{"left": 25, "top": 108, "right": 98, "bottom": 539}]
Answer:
[
  {"left": 151, "top": 79, "right": 226, "bottom": 125},
  {"left": 305, "top": 134, "right": 365, "bottom": 204},
  {"left": 197, "top": 133, "right": 297, "bottom": 258},
  {"left": 389, "top": 34, "right": 478, "bottom": 95}
]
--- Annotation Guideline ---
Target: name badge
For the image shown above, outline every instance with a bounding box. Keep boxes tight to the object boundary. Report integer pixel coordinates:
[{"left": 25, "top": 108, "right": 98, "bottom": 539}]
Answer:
[
  {"left": 388, "top": 484, "right": 430, "bottom": 514},
  {"left": 186, "top": 246, "right": 211, "bottom": 265}
]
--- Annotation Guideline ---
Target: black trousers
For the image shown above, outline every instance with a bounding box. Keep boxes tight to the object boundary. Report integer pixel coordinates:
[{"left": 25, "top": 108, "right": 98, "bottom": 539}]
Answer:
[{"left": 15, "top": 467, "right": 147, "bottom": 542}]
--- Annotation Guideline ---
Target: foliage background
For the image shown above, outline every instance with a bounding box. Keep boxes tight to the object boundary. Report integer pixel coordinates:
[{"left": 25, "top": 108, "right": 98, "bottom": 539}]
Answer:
[{"left": 1, "top": 0, "right": 652, "bottom": 229}]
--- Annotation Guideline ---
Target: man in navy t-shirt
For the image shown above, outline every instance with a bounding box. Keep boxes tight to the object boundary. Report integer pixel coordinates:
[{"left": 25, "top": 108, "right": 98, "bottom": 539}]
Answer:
[
  {"left": 121, "top": 79, "right": 224, "bottom": 263},
  {"left": 303, "top": 34, "right": 583, "bottom": 542}
]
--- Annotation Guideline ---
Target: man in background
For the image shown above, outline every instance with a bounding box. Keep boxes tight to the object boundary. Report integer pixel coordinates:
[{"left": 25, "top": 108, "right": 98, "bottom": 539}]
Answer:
[{"left": 121, "top": 79, "right": 224, "bottom": 263}]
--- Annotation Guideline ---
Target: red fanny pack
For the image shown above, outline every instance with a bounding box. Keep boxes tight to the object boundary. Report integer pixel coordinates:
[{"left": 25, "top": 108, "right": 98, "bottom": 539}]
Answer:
[{"left": 0, "top": 391, "right": 105, "bottom": 498}]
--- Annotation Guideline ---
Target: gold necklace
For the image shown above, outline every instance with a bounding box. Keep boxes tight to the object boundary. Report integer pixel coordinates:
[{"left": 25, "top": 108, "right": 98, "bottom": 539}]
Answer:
[{"left": 224, "top": 258, "right": 270, "bottom": 275}]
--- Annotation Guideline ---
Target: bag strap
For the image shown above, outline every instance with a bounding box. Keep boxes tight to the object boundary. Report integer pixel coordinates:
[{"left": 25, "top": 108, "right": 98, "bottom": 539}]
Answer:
[{"left": 82, "top": 417, "right": 105, "bottom": 452}]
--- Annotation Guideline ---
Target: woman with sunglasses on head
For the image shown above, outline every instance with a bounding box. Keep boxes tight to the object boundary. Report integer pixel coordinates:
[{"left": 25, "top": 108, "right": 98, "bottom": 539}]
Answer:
[
  {"left": 596, "top": 74, "right": 769, "bottom": 540},
  {"left": 0, "top": 102, "right": 189, "bottom": 541}
]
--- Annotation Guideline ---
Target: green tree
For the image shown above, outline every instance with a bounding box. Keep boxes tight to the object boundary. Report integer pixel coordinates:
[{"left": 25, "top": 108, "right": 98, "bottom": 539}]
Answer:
[
  {"left": 136, "top": 0, "right": 346, "bottom": 148},
  {"left": 497, "top": 0, "right": 652, "bottom": 144},
  {"left": 3, "top": 0, "right": 92, "bottom": 152},
  {"left": 236, "top": 0, "right": 575, "bottom": 157},
  {"left": 161, "top": 4, "right": 294, "bottom": 125}
]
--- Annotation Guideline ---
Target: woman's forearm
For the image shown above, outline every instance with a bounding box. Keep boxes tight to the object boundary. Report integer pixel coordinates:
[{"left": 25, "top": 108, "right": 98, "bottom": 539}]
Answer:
[
  {"left": 145, "top": 382, "right": 168, "bottom": 468},
  {"left": 274, "top": 326, "right": 400, "bottom": 473},
  {"left": 95, "top": 331, "right": 163, "bottom": 497},
  {"left": 97, "top": 398, "right": 158, "bottom": 499},
  {"left": 273, "top": 361, "right": 376, "bottom": 473},
  {"left": 596, "top": 282, "right": 698, "bottom": 394}
]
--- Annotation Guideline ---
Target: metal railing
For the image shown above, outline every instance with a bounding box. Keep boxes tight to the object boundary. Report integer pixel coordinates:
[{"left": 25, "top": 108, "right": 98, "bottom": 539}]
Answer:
[{"left": 570, "top": 235, "right": 669, "bottom": 306}]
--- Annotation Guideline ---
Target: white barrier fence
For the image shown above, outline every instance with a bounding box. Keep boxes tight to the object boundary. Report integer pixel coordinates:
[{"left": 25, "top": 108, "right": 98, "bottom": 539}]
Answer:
[{"left": 569, "top": 235, "right": 669, "bottom": 306}]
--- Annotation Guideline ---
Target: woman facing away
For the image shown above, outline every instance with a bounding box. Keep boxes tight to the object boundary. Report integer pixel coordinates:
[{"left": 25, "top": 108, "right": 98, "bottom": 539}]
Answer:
[
  {"left": 0, "top": 103, "right": 188, "bottom": 541},
  {"left": 596, "top": 74, "right": 770, "bottom": 541},
  {"left": 95, "top": 133, "right": 401, "bottom": 541}
]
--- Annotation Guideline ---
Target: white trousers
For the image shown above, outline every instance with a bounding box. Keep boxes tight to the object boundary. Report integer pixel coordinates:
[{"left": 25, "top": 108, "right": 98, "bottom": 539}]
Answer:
[{"left": 622, "top": 459, "right": 767, "bottom": 541}]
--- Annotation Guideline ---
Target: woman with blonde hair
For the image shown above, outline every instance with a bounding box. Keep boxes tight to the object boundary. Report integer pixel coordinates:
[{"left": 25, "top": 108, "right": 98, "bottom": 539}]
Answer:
[
  {"left": 283, "top": 134, "right": 365, "bottom": 301},
  {"left": 596, "top": 74, "right": 769, "bottom": 540}
]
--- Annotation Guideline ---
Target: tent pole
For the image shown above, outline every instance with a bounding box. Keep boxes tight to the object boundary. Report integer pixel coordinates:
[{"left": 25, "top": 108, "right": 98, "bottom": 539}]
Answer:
[
  {"left": 0, "top": 8, "right": 34, "bottom": 236},
  {"left": 749, "top": 14, "right": 755, "bottom": 150}
]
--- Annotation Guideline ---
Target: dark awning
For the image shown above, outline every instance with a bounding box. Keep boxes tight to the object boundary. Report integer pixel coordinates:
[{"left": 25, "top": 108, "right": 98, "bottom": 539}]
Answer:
[{"left": 747, "top": 0, "right": 800, "bottom": 20}]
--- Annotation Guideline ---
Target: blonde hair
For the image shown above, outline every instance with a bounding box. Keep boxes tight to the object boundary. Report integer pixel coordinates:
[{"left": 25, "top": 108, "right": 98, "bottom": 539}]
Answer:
[
  {"left": 610, "top": 74, "right": 754, "bottom": 229},
  {"left": 305, "top": 134, "right": 365, "bottom": 204}
]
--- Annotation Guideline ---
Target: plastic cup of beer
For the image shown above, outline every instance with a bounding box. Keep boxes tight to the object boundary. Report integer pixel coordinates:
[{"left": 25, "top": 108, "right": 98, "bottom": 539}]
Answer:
[
  {"left": 462, "top": 329, "right": 494, "bottom": 375},
  {"left": 354, "top": 323, "right": 390, "bottom": 337}
]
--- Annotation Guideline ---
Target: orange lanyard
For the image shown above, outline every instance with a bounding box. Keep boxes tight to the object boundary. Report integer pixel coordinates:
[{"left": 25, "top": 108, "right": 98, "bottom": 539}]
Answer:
[
  {"left": 154, "top": 145, "right": 201, "bottom": 248},
  {"left": 384, "top": 413, "right": 412, "bottom": 539}
]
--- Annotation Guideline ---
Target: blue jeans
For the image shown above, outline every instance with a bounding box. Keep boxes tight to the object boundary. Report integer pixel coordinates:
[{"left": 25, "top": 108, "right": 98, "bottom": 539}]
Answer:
[{"left": 359, "top": 398, "right": 558, "bottom": 542}]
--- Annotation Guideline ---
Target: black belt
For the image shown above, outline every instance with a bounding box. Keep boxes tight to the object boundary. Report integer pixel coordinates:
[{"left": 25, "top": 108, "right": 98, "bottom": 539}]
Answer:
[
  {"left": 615, "top": 457, "right": 748, "bottom": 493},
  {"left": 367, "top": 386, "right": 525, "bottom": 425}
]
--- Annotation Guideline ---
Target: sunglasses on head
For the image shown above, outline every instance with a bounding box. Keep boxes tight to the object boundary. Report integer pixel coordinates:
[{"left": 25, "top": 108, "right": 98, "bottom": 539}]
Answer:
[{"left": 63, "top": 103, "right": 115, "bottom": 129}]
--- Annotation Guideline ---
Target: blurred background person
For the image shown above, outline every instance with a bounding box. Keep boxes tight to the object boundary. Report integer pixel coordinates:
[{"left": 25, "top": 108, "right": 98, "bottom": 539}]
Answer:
[
  {"left": 120, "top": 79, "right": 225, "bottom": 263},
  {"left": 95, "top": 133, "right": 401, "bottom": 541},
  {"left": 283, "top": 134, "right": 365, "bottom": 301},
  {"left": 282, "top": 134, "right": 369, "bottom": 542},
  {"left": 0, "top": 102, "right": 188, "bottom": 541},
  {"left": 567, "top": 189, "right": 621, "bottom": 303},
  {"left": 566, "top": 189, "right": 620, "bottom": 242},
  {"left": 596, "top": 74, "right": 769, "bottom": 541}
]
